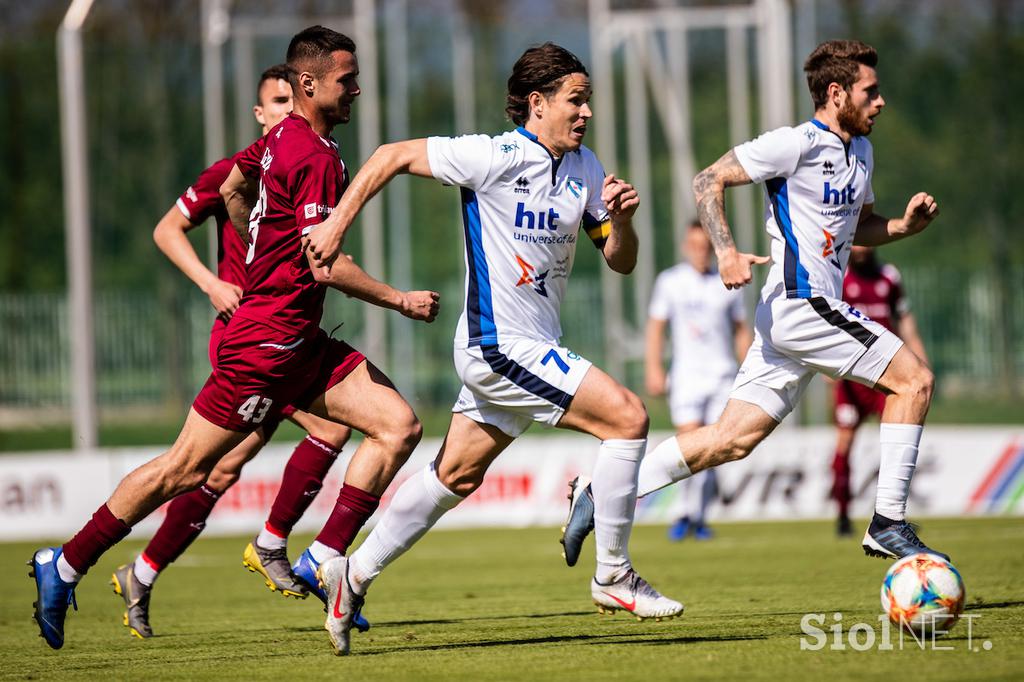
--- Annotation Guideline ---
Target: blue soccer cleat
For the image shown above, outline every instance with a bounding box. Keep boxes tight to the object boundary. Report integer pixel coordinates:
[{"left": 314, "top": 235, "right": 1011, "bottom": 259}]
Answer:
[
  {"left": 862, "top": 514, "right": 949, "bottom": 561},
  {"left": 667, "top": 517, "right": 690, "bottom": 542},
  {"left": 692, "top": 523, "right": 714, "bottom": 541},
  {"left": 559, "top": 476, "right": 595, "bottom": 567},
  {"left": 29, "top": 547, "right": 78, "bottom": 650},
  {"left": 293, "top": 549, "right": 370, "bottom": 633}
]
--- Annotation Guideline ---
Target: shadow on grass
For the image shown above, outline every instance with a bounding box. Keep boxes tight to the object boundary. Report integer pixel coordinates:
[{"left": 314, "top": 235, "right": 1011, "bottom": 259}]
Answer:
[
  {"left": 964, "top": 600, "right": 1024, "bottom": 611},
  {"left": 281, "top": 610, "right": 597, "bottom": 633},
  {"left": 354, "top": 630, "right": 766, "bottom": 656}
]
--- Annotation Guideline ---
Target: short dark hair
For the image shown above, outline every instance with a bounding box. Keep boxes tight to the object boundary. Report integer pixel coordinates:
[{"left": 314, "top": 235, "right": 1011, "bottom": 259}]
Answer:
[
  {"left": 256, "top": 64, "right": 294, "bottom": 103},
  {"left": 506, "top": 42, "right": 588, "bottom": 126},
  {"left": 803, "top": 40, "right": 878, "bottom": 109},
  {"left": 286, "top": 25, "right": 356, "bottom": 87}
]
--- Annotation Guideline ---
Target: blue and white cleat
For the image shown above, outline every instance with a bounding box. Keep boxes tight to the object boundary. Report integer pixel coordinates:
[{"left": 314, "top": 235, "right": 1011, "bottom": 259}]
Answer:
[
  {"left": 559, "top": 475, "right": 595, "bottom": 567},
  {"left": 293, "top": 549, "right": 370, "bottom": 633},
  {"left": 29, "top": 547, "right": 78, "bottom": 650},
  {"left": 862, "top": 515, "right": 949, "bottom": 561}
]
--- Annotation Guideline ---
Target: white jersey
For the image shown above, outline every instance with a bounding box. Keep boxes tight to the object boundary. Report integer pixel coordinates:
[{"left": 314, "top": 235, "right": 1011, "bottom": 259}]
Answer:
[
  {"left": 648, "top": 263, "right": 745, "bottom": 388},
  {"left": 734, "top": 119, "right": 875, "bottom": 301},
  {"left": 427, "top": 128, "right": 610, "bottom": 347}
]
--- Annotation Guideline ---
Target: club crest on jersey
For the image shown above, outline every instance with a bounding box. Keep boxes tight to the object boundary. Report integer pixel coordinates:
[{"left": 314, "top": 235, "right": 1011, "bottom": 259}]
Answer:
[
  {"left": 514, "top": 254, "right": 548, "bottom": 297},
  {"left": 567, "top": 177, "right": 584, "bottom": 198}
]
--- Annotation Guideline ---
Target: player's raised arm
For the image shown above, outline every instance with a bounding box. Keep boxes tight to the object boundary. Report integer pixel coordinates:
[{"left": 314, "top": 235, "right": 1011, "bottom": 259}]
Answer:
[
  {"left": 854, "top": 193, "right": 940, "bottom": 246},
  {"left": 306, "top": 246, "right": 439, "bottom": 323},
  {"left": 220, "top": 163, "right": 257, "bottom": 244},
  {"left": 306, "top": 139, "right": 433, "bottom": 268},
  {"left": 692, "top": 150, "right": 769, "bottom": 290},
  {"left": 600, "top": 174, "right": 640, "bottom": 274},
  {"left": 153, "top": 205, "right": 242, "bottom": 319}
]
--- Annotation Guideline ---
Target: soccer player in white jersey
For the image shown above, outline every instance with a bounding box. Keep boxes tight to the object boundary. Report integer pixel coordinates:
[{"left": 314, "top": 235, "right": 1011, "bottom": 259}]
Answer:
[
  {"left": 304, "top": 42, "right": 683, "bottom": 655},
  {"left": 645, "top": 222, "right": 752, "bottom": 541},
  {"left": 561, "top": 40, "right": 946, "bottom": 571}
]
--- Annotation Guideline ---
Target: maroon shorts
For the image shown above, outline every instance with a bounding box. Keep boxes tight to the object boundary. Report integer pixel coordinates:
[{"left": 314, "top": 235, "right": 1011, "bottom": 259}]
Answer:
[
  {"left": 194, "top": 317, "right": 365, "bottom": 433},
  {"left": 834, "top": 379, "right": 886, "bottom": 429}
]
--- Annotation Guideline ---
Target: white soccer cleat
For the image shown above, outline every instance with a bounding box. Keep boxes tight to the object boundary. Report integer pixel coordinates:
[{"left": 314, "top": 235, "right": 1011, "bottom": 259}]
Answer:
[
  {"left": 591, "top": 568, "right": 684, "bottom": 621},
  {"left": 319, "top": 556, "right": 364, "bottom": 656}
]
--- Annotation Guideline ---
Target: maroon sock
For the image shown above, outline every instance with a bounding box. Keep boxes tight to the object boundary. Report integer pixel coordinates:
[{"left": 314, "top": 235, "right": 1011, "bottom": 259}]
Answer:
[
  {"left": 141, "top": 484, "right": 222, "bottom": 570},
  {"left": 266, "top": 435, "right": 340, "bottom": 536},
  {"left": 314, "top": 484, "right": 380, "bottom": 554},
  {"left": 831, "top": 450, "right": 852, "bottom": 517},
  {"left": 62, "top": 504, "right": 132, "bottom": 575}
]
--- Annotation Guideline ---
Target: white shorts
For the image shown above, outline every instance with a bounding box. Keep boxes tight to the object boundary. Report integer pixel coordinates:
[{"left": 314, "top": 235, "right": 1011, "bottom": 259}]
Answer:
[
  {"left": 452, "top": 338, "right": 593, "bottom": 437},
  {"left": 668, "top": 378, "right": 732, "bottom": 426},
  {"left": 730, "top": 294, "right": 903, "bottom": 422}
]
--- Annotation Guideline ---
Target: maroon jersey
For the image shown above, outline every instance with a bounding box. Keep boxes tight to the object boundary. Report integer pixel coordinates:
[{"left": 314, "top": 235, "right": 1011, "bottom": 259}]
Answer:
[
  {"left": 175, "top": 157, "right": 248, "bottom": 288},
  {"left": 235, "top": 136, "right": 266, "bottom": 179},
  {"left": 232, "top": 113, "right": 349, "bottom": 337},
  {"left": 841, "top": 263, "right": 907, "bottom": 333}
]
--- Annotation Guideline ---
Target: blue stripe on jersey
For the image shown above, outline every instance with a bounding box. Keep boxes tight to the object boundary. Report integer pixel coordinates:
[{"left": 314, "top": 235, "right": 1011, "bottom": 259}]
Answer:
[
  {"left": 766, "top": 177, "right": 811, "bottom": 298},
  {"left": 461, "top": 188, "right": 497, "bottom": 346},
  {"left": 810, "top": 119, "right": 829, "bottom": 131},
  {"left": 481, "top": 345, "right": 574, "bottom": 409}
]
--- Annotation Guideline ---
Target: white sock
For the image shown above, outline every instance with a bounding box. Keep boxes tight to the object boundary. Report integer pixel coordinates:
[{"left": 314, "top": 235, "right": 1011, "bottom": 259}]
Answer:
[
  {"left": 637, "top": 436, "right": 691, "bottom": 498},
  {"left": 592, "top": 438, "right": 646, "bottom": 584},
  {"left": 875, "top": 423, "right": 924, "bottom": 521},
  {"left": 307, "top": 540, "right": 341, "bottom": 565},
  {"left": 55, "top": 553, "right": 83, "bottom": 583},
  {"left": 256, "top": 523, "right": 288, "bottom": 551},
  {"left": 133, "top": 555, "right": 159, "bottom": 586},
  {"left": 349, "top": 464, "right": 463, "bottom": 595}
]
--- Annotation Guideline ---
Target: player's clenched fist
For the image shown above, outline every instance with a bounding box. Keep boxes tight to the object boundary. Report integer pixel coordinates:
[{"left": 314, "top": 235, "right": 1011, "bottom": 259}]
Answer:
[
  {"left": 900, "top": 192, "right": 939, "bottom": 236},
  {"left": 400, "top": 290, "right": 440, "bottom": 322},
  {"left": 601, "top": 174, "right": 639, "bottom": 218}
]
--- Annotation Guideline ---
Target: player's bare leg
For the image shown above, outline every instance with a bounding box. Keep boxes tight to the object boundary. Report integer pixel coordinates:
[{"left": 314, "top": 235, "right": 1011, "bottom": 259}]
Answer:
[
  {"left": 556, "top": 366, "right": 683, "bottom": 620},
  {"left": 299, "top": 361, "right": 423, "bottom": 653},
  {"left": 116, "top": 428, "right": 265, "bottom": 638},
  {"left": 32, "top": 410, "right": 247, "bottom": 648},
  {"left": 862, "top": 346, "right": 945, "bottom": 559}
]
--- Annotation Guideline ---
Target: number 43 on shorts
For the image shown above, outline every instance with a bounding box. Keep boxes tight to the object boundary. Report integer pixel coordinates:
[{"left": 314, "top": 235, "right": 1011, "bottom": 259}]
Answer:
[{"left": 237, "top": 395, "right": 273, "bottom": 424}]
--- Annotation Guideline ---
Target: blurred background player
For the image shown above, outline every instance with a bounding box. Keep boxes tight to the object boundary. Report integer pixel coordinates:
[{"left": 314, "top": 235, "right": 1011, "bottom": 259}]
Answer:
[
  {"left": 305, "top": 42, "right": 683, "bottom": 656},
  {"left": 108, "top": 64, "right": 358, "bottom": 640},
  {"left": 830, "top": 245, "right": 928, "bottom": 537},
  {"left": 29, "top": 27, "right": 438, "bottom": 651},
  {"left": 645, "top": 221, "right": 751, "bottom": 541}
]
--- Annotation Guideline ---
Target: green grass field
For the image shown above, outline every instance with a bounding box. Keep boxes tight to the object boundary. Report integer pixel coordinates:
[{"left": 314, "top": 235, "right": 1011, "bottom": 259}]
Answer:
[{"left": 3, "top": 518, "right": 1022, "bottom": 680}]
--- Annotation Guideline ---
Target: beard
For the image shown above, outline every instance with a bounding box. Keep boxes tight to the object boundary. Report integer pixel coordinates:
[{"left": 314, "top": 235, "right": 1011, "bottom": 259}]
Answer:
[{"left": 837, "top": 98, "right": 872, "bottom": 137}]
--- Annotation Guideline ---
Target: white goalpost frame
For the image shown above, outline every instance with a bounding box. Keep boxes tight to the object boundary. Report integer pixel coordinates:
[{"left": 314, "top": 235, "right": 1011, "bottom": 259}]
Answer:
[{"left": 587, "top": 0, "right": 795, "bottom": 380}]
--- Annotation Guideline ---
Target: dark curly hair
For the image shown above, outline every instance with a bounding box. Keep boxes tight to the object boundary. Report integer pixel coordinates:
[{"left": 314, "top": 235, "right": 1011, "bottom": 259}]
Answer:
[
  {"left": 505, "top": 43, "right": 588, "bottom": 126},
  {"left": 803, "top": 40, "right": 878, "bottom": 109}
]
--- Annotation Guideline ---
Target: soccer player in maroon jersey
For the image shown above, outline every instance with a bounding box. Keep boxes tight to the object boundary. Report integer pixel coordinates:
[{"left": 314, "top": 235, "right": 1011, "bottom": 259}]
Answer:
[
  {"left": 831, "top": 245, "right": 928, "bottom": 536},
  {"left": 105, "top": 64, "right": 355, "bottom": 640},
  {"left": 29, "top": 26, "right": 438, "bottom": 651}
]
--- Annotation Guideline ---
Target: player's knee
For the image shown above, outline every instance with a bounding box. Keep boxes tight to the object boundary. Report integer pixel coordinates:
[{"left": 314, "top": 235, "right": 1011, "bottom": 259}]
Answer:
[
  {"left": 438, "top": 466, "right": 484, "bottom": 496},
  {"left": 306, "top": 420, "right": 352, "bottom": 450},
  {"left": 205, "top": 467, "right": 240, "bottom": 492},
  {"left": 604, "top": 388, "right": 649, "bottom": 439},
  {"left": 377, "top": 408, "right": 423, "bottom": 459},
  {"left": 913, "top": 367, "right": 935, "bottom": 405}
]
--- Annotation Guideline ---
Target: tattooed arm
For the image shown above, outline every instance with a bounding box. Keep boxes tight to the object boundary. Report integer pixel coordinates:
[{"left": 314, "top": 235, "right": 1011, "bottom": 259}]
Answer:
[{"left": 692, "top": 150, "right": 770, "bottom": 290}]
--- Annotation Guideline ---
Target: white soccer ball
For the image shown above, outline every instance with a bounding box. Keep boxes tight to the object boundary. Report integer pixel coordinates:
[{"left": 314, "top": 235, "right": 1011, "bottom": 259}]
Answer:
[{"left": 881, "top": 553, "right": 965, "bottom": 637}]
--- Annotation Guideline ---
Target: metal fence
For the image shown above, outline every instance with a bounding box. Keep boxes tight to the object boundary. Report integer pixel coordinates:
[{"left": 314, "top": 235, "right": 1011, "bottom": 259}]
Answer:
[{"left": 1, "top": 266, "right": 1021, "bottom": 420}]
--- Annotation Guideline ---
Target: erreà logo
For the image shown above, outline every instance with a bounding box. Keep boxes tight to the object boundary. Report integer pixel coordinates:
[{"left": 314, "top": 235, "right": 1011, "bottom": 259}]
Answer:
[{"left": 515, "top": 254, "right": 548, "bottom": 297}]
